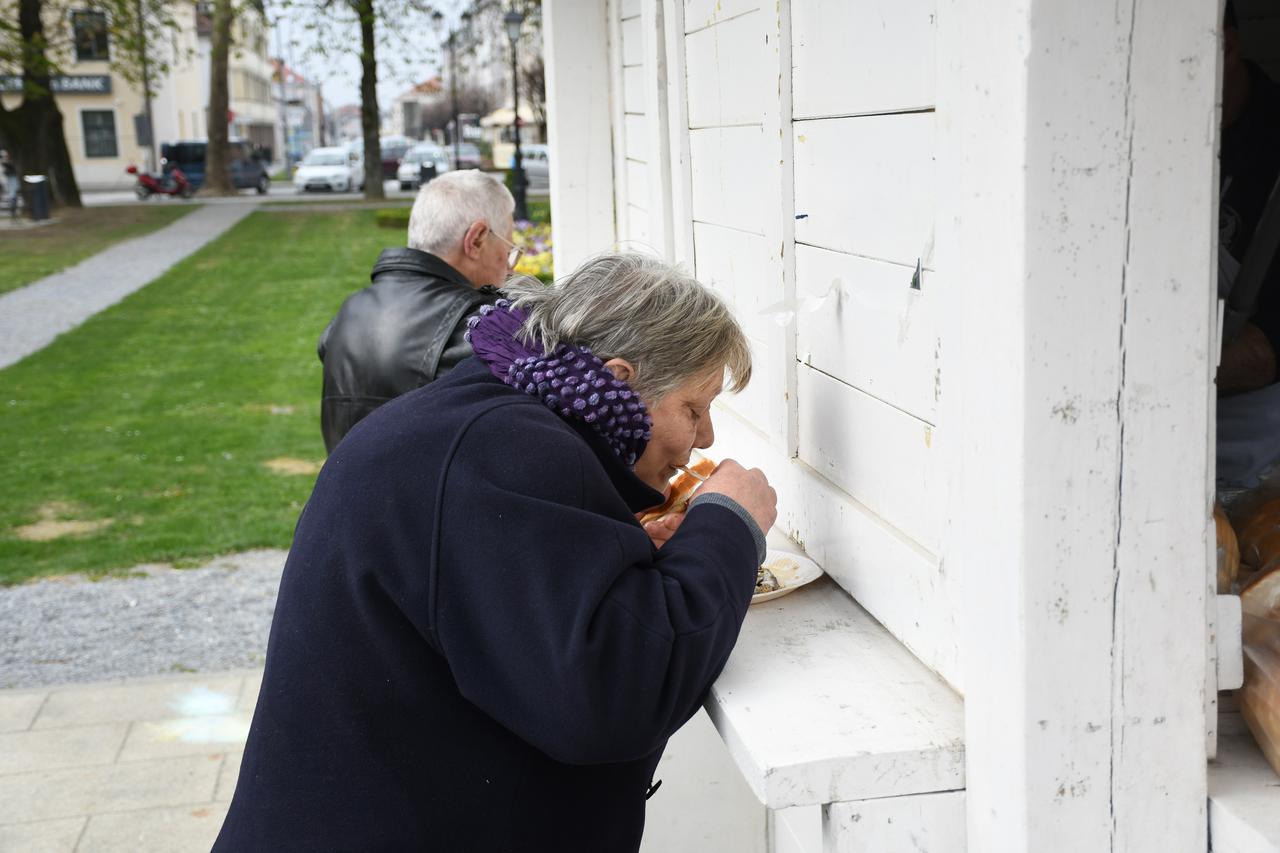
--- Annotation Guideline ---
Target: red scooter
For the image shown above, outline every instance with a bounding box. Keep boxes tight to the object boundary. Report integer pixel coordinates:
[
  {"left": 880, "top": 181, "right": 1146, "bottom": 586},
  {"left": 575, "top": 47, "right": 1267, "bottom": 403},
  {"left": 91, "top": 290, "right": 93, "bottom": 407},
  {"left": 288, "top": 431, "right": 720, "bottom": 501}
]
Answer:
[{"left": 127, "top": 165, "right": 195, "bottom": 200}]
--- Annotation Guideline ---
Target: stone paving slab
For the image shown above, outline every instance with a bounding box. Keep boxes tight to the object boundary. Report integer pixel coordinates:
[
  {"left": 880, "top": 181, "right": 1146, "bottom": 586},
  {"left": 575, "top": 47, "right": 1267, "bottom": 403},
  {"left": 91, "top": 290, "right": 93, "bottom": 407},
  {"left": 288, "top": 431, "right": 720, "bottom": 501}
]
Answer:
[
  {"left": 0, "top": 670, "right": 257, "bottom": 850},
  {"left": 0, "top": 203, "right": 255, "bottom": 370},
  {"left": 119, "top": 712, "right": 252, "bottom": 762},
  {"left": 32, "top": 674, "right": 246, "bottom": 729},
  {"left": 0, "top": 754, "right": 223, "bottom": 824},
  {"left": 78, "top": 803, "right": 229, "bottom": 853},
  {"left": 0, "top": 664, "right": 759, "bottom": 851},
  {"left": 0, "top": 816, "right": 86, "bottom": 853},
  {"left": 215, "top": 751, "right": 242, "bottom": 803},
  {"left": 238, "top": 669, "right": 263, "bottom": 711},
  {"left": 0, "top": 723, "right": 127, "bottom": 775},
  {"left": 0, "top": 691, "right": 46, "bottom": 732}
]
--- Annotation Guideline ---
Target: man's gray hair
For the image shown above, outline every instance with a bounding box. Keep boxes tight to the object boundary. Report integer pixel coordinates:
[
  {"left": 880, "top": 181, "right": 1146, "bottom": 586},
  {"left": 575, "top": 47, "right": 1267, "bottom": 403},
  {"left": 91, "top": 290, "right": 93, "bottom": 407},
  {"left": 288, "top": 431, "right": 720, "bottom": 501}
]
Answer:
[
  {"left": 502, "top": 253, "right": 752, "bottom": 403},
  {"left": 407, "top": 170, "right": 515, "bottom": 254}
]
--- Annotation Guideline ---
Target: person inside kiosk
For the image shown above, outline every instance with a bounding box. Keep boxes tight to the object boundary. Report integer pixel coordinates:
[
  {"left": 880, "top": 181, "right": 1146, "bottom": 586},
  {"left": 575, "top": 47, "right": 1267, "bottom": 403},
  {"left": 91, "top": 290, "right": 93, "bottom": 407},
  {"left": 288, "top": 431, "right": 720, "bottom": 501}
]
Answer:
[{"left": 1216, "top": 1, "right": 1280, "bottom": 491}]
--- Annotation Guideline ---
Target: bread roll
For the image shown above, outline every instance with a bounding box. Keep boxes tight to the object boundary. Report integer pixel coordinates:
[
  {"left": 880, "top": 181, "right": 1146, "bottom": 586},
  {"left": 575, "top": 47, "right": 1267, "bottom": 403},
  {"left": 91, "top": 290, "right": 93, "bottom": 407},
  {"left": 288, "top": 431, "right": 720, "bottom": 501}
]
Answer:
[
  {"left": 1217, "top": 504, "right": 1241, "bottom": 594},
  {"left": 638, "top": 458, "right": 717, "bottom": 525}
]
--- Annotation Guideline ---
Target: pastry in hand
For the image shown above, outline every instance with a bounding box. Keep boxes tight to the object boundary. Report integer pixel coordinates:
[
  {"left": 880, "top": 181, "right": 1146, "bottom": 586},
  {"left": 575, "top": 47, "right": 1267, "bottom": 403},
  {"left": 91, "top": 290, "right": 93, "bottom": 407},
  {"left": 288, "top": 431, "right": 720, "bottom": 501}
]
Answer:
[{"left": 638, "top": 458, "right": 717, "bottom": 525}]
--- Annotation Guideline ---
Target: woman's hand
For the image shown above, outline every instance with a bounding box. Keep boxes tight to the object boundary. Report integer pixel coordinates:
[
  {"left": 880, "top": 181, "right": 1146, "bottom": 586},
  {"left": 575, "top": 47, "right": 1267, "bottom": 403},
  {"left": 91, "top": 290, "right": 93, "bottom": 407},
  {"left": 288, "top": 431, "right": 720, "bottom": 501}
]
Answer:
[
  {"left": 640, "top": 511, "right": 686, "bottom": 548},
  {"left": 697, "top": 459, "right": 777, "bottom": 533}
]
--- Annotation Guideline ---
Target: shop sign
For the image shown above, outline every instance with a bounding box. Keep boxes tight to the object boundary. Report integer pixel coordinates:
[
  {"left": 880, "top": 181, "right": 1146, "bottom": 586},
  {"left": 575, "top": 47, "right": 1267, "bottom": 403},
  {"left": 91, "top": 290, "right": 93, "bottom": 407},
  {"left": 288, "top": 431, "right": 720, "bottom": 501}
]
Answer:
[{"left": 0, "top": 75, "right": 112, "bottom": 95}]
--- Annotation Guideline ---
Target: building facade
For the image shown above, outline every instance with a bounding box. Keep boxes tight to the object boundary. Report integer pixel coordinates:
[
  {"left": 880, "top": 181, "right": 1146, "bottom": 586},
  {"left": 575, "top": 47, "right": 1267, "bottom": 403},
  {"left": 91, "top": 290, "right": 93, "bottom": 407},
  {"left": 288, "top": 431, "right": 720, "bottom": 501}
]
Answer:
[
  {"left": 274, "top": 60, "right": 326, "bottom": 166},
  {"left": 0, "top": 8, "right": 150, "bottom": 190},
  {"left": 389, "top": 78, "right": 444, "bottom": 142},
  {"left": 0, "top": 1, "right": 282, "bottom": 191}
]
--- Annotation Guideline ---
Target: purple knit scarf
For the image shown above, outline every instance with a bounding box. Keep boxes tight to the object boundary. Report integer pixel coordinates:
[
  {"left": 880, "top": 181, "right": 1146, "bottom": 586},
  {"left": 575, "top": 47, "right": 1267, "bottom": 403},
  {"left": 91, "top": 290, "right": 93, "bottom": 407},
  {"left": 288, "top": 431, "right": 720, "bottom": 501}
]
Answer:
[{"left": 465, "top": 300, "right": 653, "bottom": 468}]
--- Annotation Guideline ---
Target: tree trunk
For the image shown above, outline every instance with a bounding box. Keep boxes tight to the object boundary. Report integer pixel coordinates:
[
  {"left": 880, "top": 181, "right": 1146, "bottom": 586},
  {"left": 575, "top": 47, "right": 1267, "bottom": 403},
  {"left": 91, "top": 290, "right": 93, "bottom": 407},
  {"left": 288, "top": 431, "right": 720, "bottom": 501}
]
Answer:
[
  {"left": 0, "top": 0, "right": 83, "bottom": 207},
  {"left": 357, "top": 0, "right": 383, "bottom": 200},
  {"left": 204, "top": 0, "right": 234, "bottom": 194}
]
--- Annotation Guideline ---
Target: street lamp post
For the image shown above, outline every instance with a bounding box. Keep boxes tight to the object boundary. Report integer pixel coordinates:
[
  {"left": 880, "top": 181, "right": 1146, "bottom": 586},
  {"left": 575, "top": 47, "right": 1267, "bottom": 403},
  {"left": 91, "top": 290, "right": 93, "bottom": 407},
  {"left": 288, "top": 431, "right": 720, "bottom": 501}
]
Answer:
[
  {"left": 432, "top": 10, "right": 471, "bottom": 170},
  {"left": 504, "top": 9, "right": 528, "bottom": 222}
]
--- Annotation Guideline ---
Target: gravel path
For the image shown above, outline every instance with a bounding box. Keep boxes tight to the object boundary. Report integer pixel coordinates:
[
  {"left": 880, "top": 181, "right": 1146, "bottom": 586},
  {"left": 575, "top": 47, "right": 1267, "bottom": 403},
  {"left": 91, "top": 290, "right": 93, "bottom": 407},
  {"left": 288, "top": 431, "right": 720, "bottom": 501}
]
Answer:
[
  {"left": 0, "top": 203, "right": 255, "bottom": 370},
  {"left": 0, "top": 549, "right": 285, "bottom": 689}
]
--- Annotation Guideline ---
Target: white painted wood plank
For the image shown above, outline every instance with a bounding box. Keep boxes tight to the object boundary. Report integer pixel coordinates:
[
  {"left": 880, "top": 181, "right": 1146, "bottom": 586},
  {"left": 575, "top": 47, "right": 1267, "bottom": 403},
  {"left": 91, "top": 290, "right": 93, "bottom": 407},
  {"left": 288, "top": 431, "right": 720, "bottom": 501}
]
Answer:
[
  {"left": 623, "top": 114, "right": 649, "bottom": 163},
  {"left": 1108, "top": 0, "right": 1216, "bottom": 847},
  {"left": 756, "top": 0, "right": 798, "bottom": 457},
  {"left": 685, "top": 0, "right": 759, "bottom": 34},
  {"left": 1208, "top": 728, "right": 1280, "bottom": 853},
  {"left": 623, "top": 203, "right": 651, "bottom": 247},
  {"left": 707, "top": 403, "right": 963, "bottom": 692},
  {"left": 689, "top": 125, "right": 768, "bottom": 236},
  {"left": 795, "top": 244, "right": 939, "bottom": 423},
  {"left": 692, "top": 223, "right": 777, "bottom": 330},
  {"left": 823, "top": 791, "right": 966, "bottom": 853},
  {"left": 640, "top": 0, "right": 674, "bottom": 260},
  {"left": 619, "top": 0, "right": 640, "bottom": 21},
  {"left": 694, "top": 224, "right": 788, "bottom": 445},
  {"left": 797, "top": 365, "right": 940, "bottom": 553},
  {"left": 638, "top": 710, "right": 766, "bottom": 853},
  {"left": 791, "top": 0, "right": 936, "bottom": 119},
  {"left": 625, "top": 159, "right": 650, "bottom": 211},
  {"left": 623, "top": 66, "right": 646, "bottom": 114},
  {"left": 662, "top": 0, "right": 696, "bottom": 267},
  {"left": 706, "top": 575, "right": 965, "bottom": 809},
  {"left": 684, "top": 11, "right": 766, "bottom": 129},
  {"left": 621, "top": 16, "right": 644, "bottom": 66},
  {"left": 543, "top": 0, "right": 616, "bottom": 276},
  {"left": 1219, "top": 595, "right": 1244, "bottom": 691},
  {"left": 771, "top": 806, "right": 821, "bottom": 853},
  {"left": 793, "top": 113, "right": 934, "bottom": 267},
  {"left": 607, "top": 0, "right": 630, "bottom": 241},
  {"left": 936, "top": 0, "right": 1216, "bottom": 848}
]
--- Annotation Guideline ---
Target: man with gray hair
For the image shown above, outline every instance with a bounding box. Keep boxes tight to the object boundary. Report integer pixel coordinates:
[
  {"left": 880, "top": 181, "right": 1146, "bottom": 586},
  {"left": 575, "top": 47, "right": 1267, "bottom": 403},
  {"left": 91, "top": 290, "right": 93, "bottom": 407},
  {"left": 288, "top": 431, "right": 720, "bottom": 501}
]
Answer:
[{"left": 317, "top": 170, "right": 521, "bottom": 452}]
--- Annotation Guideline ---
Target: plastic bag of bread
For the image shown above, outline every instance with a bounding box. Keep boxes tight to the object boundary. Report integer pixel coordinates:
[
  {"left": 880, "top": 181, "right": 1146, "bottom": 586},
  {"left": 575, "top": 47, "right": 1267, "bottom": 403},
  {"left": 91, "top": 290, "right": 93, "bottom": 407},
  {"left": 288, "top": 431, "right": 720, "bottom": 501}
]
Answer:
[
  {"left": 638, "top": 459, "right": 716, "bottom": 525},
  {"left": 1240, "top": 566, "right": 1280, "bottom": 777},
  {"left": 1237, "top": 498, "right": 1280, "bottom": 580}
]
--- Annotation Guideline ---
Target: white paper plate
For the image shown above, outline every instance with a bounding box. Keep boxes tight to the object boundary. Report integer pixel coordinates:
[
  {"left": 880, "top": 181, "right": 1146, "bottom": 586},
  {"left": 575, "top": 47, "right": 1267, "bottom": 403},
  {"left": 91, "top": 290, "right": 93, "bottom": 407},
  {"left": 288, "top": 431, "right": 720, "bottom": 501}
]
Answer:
[{"left": 751, "top": 550, "right": 824, "bottom": 604}]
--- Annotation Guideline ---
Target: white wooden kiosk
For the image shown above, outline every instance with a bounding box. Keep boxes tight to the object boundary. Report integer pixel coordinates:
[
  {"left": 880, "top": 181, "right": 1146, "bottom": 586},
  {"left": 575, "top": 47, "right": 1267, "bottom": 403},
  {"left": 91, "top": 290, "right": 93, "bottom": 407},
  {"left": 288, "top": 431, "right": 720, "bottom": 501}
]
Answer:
[{"left": 541, "top": 0, "right": 1279, "bottom": 849}]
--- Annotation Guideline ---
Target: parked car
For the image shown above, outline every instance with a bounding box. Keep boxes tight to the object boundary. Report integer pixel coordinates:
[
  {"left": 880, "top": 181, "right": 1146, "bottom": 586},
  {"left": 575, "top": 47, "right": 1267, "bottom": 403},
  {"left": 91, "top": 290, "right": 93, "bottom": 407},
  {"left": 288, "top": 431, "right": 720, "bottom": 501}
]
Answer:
[
  {"left": 293, "top": 146, "right": 364, "bottom": 193},
  {"left": 379, "top": 135, "right": 414, "bottom": 180},
  {"left": 397, "top": 143, "right": 451, "bottom": 190},
  {"left": 160, "top": 139, "right": 270, "bottom": 193},
  {"left": 448, "top": 142, "right": 483, "bottom": 171},
  {"left": 511, "top": 144, "right": 550, "bottom": 192}
]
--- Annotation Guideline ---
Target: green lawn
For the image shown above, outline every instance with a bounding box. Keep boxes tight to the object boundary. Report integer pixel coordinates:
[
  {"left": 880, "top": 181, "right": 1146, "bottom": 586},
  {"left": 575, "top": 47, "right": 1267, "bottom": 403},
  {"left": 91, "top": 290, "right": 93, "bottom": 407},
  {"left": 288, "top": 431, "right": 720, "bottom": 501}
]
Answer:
[
  {"left": 0, "top": 209, "right": 389, "bottom": 584},
  {"left": 0, "top": 204, "right": 199, "bottom": 296}
]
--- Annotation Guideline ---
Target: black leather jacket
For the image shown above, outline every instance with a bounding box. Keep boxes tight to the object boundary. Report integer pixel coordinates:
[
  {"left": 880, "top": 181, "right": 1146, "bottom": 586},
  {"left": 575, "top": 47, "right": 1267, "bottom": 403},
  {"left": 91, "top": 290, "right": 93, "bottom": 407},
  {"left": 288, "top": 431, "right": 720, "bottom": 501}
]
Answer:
[{"left": 317, "top": 248, "right": 499, "bottom": 452}]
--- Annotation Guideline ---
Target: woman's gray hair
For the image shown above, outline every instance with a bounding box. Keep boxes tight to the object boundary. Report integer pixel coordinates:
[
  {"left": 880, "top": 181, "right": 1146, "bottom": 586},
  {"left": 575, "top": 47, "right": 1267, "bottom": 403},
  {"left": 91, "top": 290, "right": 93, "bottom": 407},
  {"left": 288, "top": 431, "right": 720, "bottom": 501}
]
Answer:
[
  {"left": 407, "top": 170, "right": 514, "bottom": 254},
  {"left": 502, "top": 253, "right": 752, "bottom": 402}
]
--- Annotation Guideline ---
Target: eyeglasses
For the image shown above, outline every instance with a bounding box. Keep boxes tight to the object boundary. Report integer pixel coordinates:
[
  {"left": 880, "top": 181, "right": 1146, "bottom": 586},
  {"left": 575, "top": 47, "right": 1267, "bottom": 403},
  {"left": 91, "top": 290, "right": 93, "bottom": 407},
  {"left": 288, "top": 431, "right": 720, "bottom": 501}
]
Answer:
[{"left": 487, "top": 228, "right": 524, "bottom": 268}]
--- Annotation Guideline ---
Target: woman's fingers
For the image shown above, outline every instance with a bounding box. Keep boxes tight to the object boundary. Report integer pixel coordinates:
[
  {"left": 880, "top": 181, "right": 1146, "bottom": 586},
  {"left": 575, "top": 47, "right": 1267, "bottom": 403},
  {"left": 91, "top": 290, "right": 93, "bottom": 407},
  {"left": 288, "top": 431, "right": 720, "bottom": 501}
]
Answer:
[{"left": 642, "top": 512, "right": 686, "bottom": 547}]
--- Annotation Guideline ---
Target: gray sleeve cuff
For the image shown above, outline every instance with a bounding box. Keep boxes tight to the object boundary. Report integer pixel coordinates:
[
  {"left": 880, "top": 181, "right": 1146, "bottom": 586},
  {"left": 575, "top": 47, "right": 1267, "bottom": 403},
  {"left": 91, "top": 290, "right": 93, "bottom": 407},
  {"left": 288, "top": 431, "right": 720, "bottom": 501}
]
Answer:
[{"left": 688, "top": 492, "right": 767, "bottom": 564}]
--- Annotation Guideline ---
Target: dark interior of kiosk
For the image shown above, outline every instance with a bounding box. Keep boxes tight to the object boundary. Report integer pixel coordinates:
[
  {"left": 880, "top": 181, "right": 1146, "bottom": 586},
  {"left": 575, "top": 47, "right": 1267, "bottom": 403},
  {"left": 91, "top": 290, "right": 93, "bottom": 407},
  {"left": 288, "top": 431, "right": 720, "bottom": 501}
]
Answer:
[{"left": 1217, "top": 0, "right": 1280, "bottom": 786}]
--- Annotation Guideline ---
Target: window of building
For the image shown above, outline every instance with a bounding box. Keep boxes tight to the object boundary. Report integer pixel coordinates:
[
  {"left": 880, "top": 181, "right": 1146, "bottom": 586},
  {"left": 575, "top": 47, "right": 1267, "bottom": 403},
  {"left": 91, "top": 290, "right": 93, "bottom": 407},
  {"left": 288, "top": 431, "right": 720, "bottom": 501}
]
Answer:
[
  {"left": 81, "top": 110, "right": 118, "bottom": 158},
  {"left": 72, "top": 11, "right": 109, "bottom": 62}
]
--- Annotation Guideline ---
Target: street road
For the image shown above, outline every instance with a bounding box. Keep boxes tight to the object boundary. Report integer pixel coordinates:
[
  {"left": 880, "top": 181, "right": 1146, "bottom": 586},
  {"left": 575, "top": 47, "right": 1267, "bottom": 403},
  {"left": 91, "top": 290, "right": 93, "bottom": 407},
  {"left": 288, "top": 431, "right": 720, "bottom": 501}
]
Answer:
[{"left": 83, "top": 179, "right": 419, "bottom": 207}]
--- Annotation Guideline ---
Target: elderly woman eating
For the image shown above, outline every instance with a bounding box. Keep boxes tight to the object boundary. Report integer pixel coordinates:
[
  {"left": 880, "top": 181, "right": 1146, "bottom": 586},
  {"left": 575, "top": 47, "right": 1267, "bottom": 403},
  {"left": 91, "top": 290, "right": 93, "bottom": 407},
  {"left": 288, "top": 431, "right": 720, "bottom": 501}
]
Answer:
[{"left": 214, "top": 253, "right": 777, "bottom": 852}]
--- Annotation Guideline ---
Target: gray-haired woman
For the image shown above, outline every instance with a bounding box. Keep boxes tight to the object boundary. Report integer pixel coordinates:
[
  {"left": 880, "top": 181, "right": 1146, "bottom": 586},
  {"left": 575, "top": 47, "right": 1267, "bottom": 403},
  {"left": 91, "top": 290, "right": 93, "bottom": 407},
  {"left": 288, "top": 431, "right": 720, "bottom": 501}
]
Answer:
[{"left": 215, "top": 252, "right": 776, "bottom": 853}]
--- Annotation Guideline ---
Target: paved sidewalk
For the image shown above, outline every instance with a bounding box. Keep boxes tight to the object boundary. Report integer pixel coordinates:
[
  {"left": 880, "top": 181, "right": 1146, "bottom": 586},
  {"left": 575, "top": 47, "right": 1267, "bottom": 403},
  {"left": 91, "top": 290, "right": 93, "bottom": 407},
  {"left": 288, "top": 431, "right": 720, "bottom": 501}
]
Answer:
[
  {"left": 0, "top": 669, "right": 763, "bottom": 853},
  {"left": 0, "top": 204, "right": 255, "bottom": 370},
  {"left": 0, "top": 669, "right": 260, "bottom": 852}
]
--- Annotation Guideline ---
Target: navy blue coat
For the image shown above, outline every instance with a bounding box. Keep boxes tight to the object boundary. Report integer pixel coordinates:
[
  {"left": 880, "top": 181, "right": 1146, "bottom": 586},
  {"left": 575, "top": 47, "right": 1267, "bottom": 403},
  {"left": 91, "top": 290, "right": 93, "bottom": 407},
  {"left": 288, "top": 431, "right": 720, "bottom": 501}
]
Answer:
[{"left": 214, "top": 357, "right": 760, "bottom": 852}]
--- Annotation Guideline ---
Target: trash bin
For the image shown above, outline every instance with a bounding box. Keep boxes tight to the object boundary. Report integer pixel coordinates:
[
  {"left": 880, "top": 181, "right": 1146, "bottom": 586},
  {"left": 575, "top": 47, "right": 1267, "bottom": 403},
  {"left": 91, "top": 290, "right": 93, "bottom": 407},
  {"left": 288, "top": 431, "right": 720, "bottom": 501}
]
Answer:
[
  {"left": 419, "top": 162, "right": 438, "bottom": 187},
  {"left": 23, "top": 175, "right": 49, "bottom": 221}
]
